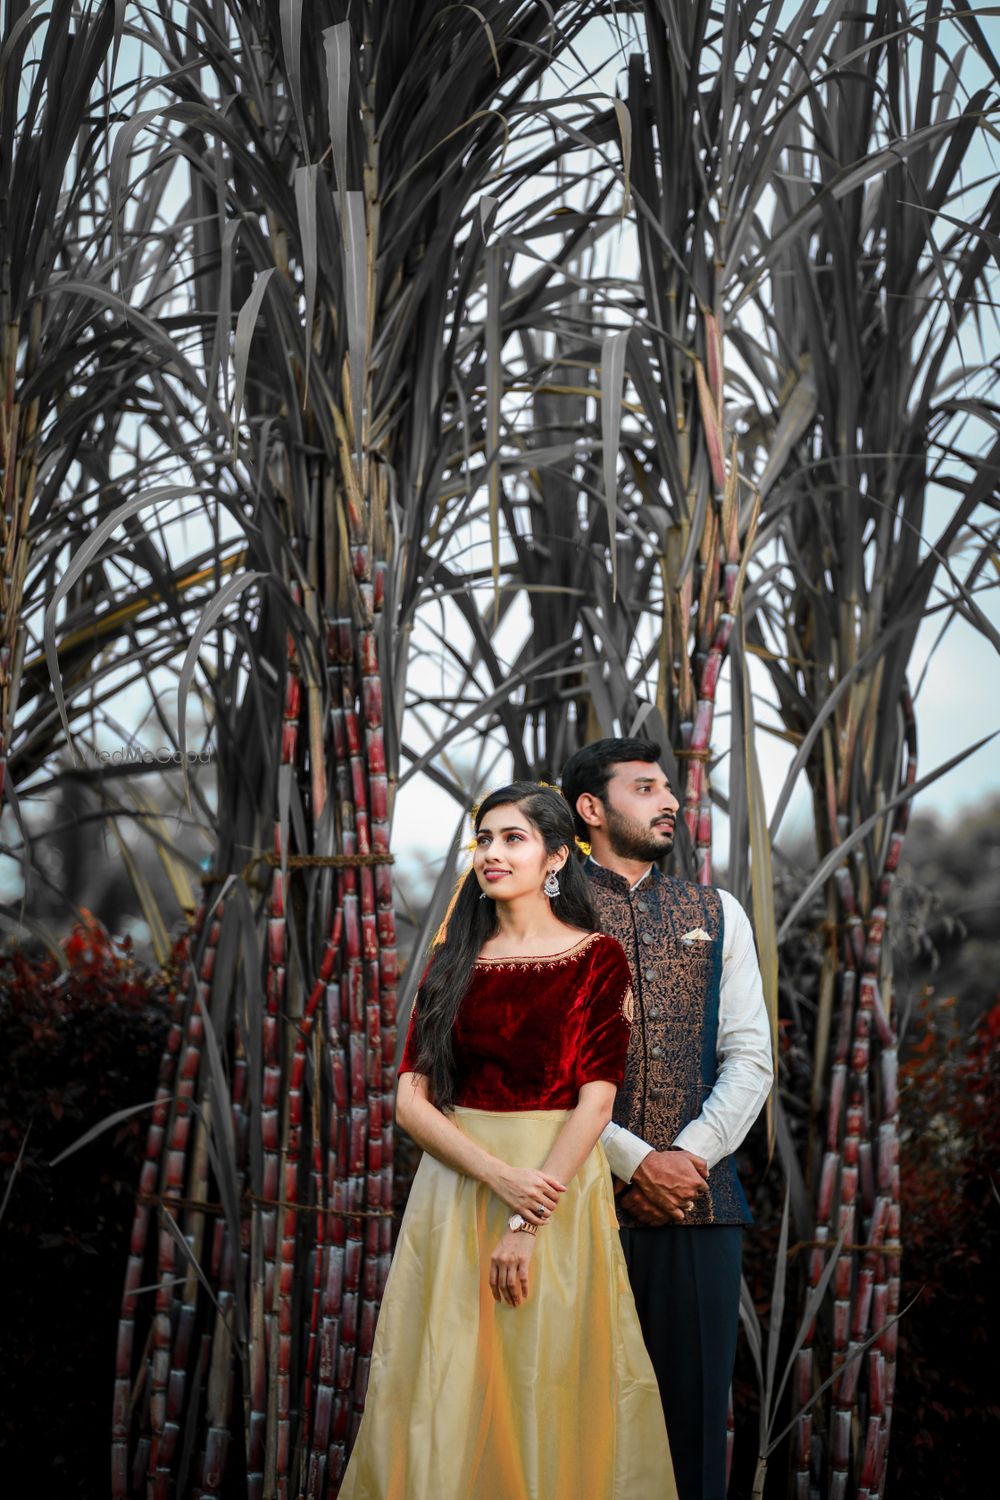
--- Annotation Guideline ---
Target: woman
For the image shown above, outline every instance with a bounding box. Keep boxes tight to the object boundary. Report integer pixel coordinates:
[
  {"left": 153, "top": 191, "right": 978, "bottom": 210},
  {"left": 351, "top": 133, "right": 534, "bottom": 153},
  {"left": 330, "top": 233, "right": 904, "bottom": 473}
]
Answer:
[{"left": 339, "top": 783, "right": 675, "bottom": 1500}]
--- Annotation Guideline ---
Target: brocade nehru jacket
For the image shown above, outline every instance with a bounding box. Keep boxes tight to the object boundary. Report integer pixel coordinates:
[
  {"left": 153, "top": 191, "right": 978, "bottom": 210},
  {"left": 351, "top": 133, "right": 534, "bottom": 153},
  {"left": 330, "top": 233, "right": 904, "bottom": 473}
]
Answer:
[{"left": 587, "top": 861, "right": 772, "bottom": 1228}]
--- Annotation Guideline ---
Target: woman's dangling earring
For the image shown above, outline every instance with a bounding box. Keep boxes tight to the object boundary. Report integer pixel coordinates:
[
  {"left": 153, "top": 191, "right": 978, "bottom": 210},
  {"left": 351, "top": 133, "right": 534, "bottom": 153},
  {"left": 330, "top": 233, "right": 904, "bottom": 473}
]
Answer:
[{"left": 543, "top": 869, "right": 560, "bottom": 899}]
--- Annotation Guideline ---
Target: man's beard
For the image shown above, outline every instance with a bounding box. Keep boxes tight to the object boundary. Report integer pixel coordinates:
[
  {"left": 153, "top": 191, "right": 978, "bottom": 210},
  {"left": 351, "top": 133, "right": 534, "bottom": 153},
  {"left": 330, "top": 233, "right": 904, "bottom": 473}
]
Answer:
[{"left": 605, "top": 805, "right": 675, "bottom": 863}]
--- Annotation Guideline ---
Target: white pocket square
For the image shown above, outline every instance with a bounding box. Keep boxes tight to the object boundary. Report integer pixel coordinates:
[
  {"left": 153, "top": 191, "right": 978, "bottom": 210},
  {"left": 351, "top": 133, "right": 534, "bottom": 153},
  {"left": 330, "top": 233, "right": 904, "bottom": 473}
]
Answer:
[{"left": 680, "top": 928, "right": 712, "bottom": 942}]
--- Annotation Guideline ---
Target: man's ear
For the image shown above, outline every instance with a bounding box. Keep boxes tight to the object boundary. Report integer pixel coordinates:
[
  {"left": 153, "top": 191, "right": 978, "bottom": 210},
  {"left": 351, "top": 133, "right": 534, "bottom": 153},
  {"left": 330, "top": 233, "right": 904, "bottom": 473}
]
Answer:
[{"left": 575, "top": 792, "right": 604, "bottom": 830}]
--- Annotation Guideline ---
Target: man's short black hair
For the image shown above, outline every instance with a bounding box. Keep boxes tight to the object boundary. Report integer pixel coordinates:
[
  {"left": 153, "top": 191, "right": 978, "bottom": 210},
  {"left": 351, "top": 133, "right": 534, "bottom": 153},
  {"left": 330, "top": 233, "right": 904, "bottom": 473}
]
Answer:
[{"left": 560, "top": 737, "right": 662, "bottom": 840}]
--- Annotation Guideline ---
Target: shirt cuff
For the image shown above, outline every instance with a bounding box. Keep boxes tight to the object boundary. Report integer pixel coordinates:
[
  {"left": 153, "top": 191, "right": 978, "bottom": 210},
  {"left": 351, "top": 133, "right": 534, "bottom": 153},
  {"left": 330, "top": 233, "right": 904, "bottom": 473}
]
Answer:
[
  {"left": 600, "top": 1122, "right": 654, "bottom": 1183},
  {"left": 672, "top": 1119, "right": 723, "bottom": 1171}
]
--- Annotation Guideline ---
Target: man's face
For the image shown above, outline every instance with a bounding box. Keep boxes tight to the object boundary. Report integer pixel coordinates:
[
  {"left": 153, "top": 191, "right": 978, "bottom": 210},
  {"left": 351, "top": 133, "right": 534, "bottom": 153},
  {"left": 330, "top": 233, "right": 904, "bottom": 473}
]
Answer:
[{"left": 602, "top": 761, "right": 679, "bottom": 862}]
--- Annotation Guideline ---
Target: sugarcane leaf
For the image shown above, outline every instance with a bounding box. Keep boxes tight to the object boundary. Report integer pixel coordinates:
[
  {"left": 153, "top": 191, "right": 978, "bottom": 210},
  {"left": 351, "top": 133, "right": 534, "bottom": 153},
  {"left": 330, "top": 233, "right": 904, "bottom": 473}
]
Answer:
[
  {"left": 756, "top": 360, "right": 817, "bottom": 502},
  {"left": 232, "top": 268, "right": 276, "bottom": 453},
  {"left": 108, "top": 815, "right": 172, "bottom": 967},
  {"left": 45, "top": 280, "right": 209, "bottom": 401},
  {"left": 43, "top": 487, "right": 203, "bottom": 761},
  {"left": 323, "top": 20, "right": 351, "bottom": 205},
  {"left": 342, "top": 189, "right": 368, "bottom": 455},
  {"left": 479, "top": 193, "right": 499, "bottom": 241},
  {"left": 768, "top": 604, "right": 929, "bottom": 841},
  {"left": 763, "top": 1188, "right": 791, "bottom": 1419},
  {"left": 486, "top": 241, "right": 504, "bottom": 615},
  {"left": 0, "top": 1122, "right": 32, "bottom": 1228},
  {"left": 279, "top": 0, "right": 308, "bottom": 159},
  {"left": 767, "top": 1287, "right": 920, "bottom": 1455},
  {"left": 742, "top": 621, "right": 778, "bottom": 1152},
  {"left": 613, "top": 97, "right": 632, "bottom": 217},
  {"left": 161, "top": 1205, "right": 239, "bottom": 1341},
  {"left": 194, "top": 981, "right": 246, "bottom": 1338},
  {"left": 763, "top": 1221, "right": 848, "bottom": 1439},
  {"left": 50, "top": 1098, "right": 167, "bottom": 1167},
  {"left": 176, "top": 571, "right": 266, "bottom": 805},
  {"left": 738, "top": 1273, "right": 764, "bottom": 1385},
  {"left": 774, "top": 1092, "right": 811, "bottom": 1242},
  {"left": 735, "top": 117, "right": 977, "bottom": 305},
  {"left": 294, "top": 164, "right": 319, "bottom": 401},
  {"left": 778, "top": 730, "right": 999, "bottom": 944},
  {"left": 601, "top": 328, "right": 629, "bottom": 601},
  {"left": 0, "top": 0, "right": 50, "bottom": 79}
]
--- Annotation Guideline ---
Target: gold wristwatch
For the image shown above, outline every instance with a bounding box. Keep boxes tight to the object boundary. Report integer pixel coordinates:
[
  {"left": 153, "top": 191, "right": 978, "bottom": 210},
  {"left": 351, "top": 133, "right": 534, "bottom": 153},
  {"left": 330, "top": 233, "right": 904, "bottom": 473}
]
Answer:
[{"left": 507, "top": 1213, "right": 538, "bottom": 1236}]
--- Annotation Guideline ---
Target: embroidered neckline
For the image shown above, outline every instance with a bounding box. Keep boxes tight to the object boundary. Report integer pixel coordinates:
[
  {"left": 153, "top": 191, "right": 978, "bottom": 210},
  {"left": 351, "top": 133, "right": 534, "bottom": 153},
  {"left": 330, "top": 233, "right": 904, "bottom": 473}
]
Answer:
[{"left": 473, "top": 931, "right": 602, "bottom": 967}]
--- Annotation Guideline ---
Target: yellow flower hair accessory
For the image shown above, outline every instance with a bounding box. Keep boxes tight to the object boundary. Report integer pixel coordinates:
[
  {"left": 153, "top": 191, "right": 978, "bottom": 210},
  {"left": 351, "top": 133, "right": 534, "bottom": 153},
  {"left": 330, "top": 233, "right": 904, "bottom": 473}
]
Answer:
[{"left": 575, "top": 837, "right": 592, "bottom": 857}]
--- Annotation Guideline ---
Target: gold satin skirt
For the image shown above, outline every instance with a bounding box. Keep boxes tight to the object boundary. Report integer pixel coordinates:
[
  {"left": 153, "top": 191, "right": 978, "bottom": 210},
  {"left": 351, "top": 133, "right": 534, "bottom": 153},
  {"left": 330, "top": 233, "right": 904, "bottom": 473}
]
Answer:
[{"left": 339, "top": 1107, "right": 676, "bottom": 1500}]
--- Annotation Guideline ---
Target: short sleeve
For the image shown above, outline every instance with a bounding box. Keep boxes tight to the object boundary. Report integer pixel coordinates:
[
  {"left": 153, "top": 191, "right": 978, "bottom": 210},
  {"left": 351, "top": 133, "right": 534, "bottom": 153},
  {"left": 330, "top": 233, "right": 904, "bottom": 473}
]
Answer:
[
  {"left": 574, "top": 936, "right": 634, "bottom": 1090},
  {"left": 398, "top": 1001, "right": 422, "bottom": 1075},
  {"left": 398, "top": 961, "right": 434, "bottom": 1076}
]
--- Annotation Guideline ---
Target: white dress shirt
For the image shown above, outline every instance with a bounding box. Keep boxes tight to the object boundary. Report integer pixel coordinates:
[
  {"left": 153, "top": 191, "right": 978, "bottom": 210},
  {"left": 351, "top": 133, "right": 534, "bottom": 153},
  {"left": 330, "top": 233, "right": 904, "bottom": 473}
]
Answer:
[{"left": 598, "top": 867, "right": 773, "bottom": 1181}]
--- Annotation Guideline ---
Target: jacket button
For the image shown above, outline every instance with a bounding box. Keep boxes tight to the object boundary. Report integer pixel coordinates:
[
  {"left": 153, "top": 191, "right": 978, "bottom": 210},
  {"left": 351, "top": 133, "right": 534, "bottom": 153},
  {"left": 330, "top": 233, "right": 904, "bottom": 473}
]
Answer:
[
  {"left": 644, "top": 969, "right": 655, "bottom": 983},
  {"left": 648, "top": 1008, "right": 661, "bottom": 1020},
  {"left": 641, "top": 932, "right": 653, "bottom": 945},
  {"left": 636, "top": 901, "right": 648, "bottom": 913},
  {"left": 651, "top": 1045, "right": 663, "bottom": 1059}
]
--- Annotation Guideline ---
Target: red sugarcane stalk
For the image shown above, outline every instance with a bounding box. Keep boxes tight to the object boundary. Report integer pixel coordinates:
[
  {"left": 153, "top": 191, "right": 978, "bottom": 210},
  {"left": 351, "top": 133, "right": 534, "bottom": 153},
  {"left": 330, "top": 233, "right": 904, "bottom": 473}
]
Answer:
[
  {"left": 147, "top": 950, "right": 213, "bottom": 1495},
  {"left": 321, "top": 618, "right": 355, "bottom": 1488},
  {"left": 258, "top": 608, "right": 305, "bottom": 1500},
  {"left": 334, "top": 616, "right": 366, "bottom": 1454},
  {"left": 198, "top": 1040, "right": 248, "bottom": 1498},
  {"left": 795, "top": 689, "right": 915, "bottom": 1497},
  {"left": 682, "top": 607, "right": 734, "bottom": 884},
  {"left": 864, "top": 690, "right": 914, "bottom": 1499},
  {"left": 112, "top": 910, "right": 205, "bottom": 1500}
]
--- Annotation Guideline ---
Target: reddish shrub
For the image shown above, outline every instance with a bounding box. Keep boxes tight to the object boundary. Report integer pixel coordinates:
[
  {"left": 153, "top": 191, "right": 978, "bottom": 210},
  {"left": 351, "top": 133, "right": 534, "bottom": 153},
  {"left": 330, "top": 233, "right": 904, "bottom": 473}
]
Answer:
[
  {"left": 890, "top": 993, "right": 1000, "bottom": 1491},
  {"left": 0, "top": 914, "right": 175, "bottom": 1494}
]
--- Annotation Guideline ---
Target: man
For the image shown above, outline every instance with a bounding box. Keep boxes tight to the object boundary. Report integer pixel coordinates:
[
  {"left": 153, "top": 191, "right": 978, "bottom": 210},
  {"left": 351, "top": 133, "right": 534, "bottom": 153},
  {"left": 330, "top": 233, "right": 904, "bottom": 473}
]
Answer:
[{"left": 561, "top": 737, "right": 773, "bottom": 1500}]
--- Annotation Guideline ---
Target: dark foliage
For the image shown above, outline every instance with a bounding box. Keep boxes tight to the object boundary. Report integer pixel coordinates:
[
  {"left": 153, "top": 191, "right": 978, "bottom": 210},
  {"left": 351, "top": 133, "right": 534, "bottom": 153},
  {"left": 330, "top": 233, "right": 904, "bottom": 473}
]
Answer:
[
  {"left": 890, "top": 992, "right": 1000, "bottom": 1493},
  {"left": 734, "top": 977, "right": 1000, "bottom": 1498},
  {"left": 0, "top": 915, "right": 171, "bottom": 1495}
]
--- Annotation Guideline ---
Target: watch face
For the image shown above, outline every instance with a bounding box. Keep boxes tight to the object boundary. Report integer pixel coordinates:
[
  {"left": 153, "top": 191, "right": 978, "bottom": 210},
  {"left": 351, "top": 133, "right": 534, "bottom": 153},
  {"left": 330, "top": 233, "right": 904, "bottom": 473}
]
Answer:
[{"left": 508, "top": 1213, "right": 525, "bottom": 1232}]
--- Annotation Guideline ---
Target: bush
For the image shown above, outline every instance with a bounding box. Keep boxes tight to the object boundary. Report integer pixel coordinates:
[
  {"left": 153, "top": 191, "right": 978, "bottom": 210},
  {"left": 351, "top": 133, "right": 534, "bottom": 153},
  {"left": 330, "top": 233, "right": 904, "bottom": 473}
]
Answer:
[
  {"left": 889, "top": 992, "right": 1000, "bottom": 1492},
  {"left": 0, "top": 913, "right": 173, "bottom": 1495}
]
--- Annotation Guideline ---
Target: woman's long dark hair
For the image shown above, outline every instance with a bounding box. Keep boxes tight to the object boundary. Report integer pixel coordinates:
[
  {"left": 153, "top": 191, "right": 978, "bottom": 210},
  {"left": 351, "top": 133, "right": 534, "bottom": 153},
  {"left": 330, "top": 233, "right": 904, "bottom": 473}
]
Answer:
[{"left": 414, "top": 782, "right": 598, "bottom": 1111}]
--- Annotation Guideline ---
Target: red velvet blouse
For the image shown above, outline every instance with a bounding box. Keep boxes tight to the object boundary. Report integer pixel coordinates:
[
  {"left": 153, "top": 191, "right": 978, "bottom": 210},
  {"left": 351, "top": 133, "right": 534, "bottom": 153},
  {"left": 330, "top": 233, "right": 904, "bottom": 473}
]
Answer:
[{"left": 398, "top": 931, "right": 634, "bottom": 1110}]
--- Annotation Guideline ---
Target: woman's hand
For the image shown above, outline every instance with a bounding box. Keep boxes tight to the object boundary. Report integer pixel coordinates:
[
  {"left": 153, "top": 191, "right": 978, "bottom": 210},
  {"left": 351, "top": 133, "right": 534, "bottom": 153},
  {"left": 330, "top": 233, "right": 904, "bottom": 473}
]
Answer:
[
  {"left": 489, "top": 1230, "right": 535, "bottom": 1308},
  {"left": 489, "top": 1164, "right": 566, "bottom": 1225}
]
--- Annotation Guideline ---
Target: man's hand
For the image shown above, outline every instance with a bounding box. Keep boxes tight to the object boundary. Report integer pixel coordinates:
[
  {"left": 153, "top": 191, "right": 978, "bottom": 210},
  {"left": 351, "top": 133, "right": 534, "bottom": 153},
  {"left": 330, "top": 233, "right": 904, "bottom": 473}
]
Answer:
[
  {"left": 619, "top": 1182, "right": 675, "bottom": 1225},
  {"left": 630, "top": 1149, "right": 709, "bottom": 1220}
]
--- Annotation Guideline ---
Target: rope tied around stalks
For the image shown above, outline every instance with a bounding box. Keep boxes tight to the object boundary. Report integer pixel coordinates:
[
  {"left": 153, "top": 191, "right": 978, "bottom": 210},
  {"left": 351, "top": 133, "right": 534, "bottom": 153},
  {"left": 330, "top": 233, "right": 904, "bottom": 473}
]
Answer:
[
  {"left": 198, "top": 850, "right": 396, "bottom": 888},
  {"left": 673, "top": 746, "right": 713, "bottom": 761},
  {"left": 135, "top": 1190, "right": 399, "bottom": 1220}
]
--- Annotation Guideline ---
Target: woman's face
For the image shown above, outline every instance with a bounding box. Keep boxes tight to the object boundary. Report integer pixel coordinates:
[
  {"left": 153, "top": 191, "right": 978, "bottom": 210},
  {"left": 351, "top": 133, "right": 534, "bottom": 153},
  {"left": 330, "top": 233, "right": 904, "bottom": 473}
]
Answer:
[{"left": 473, "top": 802, "right": 565, "bottom": 903}]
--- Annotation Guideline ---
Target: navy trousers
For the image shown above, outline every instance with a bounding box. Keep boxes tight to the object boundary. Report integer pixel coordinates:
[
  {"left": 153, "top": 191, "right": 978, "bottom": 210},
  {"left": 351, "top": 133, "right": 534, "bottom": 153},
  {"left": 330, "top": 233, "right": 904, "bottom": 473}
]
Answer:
[{"left": 619, "top": 1225, "right": 743, "bottom": 1500}]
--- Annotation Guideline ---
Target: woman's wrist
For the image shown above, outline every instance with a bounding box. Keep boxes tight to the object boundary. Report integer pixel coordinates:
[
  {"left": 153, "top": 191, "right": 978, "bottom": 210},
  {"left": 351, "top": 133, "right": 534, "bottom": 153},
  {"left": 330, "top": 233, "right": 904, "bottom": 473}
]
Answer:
[{"left": 479, "top": 1155, "right": 506, "bottom": 1194}]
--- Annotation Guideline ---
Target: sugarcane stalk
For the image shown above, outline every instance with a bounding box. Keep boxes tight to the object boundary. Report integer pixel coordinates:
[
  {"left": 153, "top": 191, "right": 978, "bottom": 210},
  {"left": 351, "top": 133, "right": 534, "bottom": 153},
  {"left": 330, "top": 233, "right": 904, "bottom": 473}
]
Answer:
[
  {"left": 113, "top": 913, "right": 203, "bottom": 1499},
  {"left": 795, "top": 689, "right": 914, "bottom": 1495},
  {"left": 259, "top": 610, "right": 305, "bottom": 1500},
  {"left": 198, "top": 1039, "right": 247, "bottom": 1498}
]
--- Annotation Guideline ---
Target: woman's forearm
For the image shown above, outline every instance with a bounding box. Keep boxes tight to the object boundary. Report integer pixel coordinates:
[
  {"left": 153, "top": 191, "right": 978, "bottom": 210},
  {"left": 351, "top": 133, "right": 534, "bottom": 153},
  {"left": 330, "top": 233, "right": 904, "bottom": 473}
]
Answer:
[
  {"left": 396, "top": 1072, "right": 505, "bottom": 1190},
  {"left": 538, "top": 1082, "right": 616, "bottom": 1188}
]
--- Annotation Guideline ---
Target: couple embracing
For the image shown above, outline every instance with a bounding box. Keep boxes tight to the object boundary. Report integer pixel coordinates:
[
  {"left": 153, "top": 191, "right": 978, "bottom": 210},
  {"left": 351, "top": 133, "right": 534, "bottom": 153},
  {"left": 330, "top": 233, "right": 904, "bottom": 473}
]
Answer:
[{"left": 341, "top": 738, "right": 773, "bottom": 1500}]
